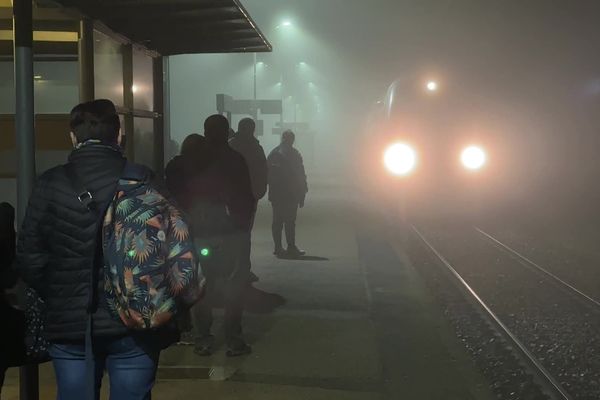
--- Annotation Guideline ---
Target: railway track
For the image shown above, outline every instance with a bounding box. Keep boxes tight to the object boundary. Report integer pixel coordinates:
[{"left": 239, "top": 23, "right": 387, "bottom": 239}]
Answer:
[{"left": 410, "top": 224, "right": 600, "bottom": 400}]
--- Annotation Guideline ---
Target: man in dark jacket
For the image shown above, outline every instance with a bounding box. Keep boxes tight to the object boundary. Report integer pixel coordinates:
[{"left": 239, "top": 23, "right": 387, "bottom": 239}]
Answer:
[
  {"left": 268, "top": 130, "right": 308, "bottom": 258},
  {"left": 191, "top": 114, "right": 255, "bottom": 357},
  {"left": 17, "top": 100, "right": 171, "bottom": 400},
  {"left": 229, "top": 118, "right": 268, "bottom": 283}
]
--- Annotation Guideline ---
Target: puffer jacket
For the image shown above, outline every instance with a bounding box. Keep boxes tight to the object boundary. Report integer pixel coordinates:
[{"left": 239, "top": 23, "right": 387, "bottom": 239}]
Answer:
[{"left": 17, "top": 143, "right": 130, "bottom": 342}]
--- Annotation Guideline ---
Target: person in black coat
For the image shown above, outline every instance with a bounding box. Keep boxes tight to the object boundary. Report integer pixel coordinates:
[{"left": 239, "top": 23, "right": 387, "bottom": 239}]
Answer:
[
  {"left": 0, "top": 202, "right": 25, "bottom": 394},
  {"left": 229, "top": 118, "right": 268, "bottom": 283},
  {"left": 267, "top": 130, "right": 308, "bottom": 257},
  {"left": 188, "top": 115, "right": 255, "bottom": 357}
]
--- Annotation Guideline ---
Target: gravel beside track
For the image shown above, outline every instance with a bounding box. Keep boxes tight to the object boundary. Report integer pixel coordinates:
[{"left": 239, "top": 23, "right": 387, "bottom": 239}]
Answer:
[
  {"left": 405, "top": 228, "right": 550, "bottom": 400},
  {"left": 416, "top": 225, "right": 600, "bottom": 399}
]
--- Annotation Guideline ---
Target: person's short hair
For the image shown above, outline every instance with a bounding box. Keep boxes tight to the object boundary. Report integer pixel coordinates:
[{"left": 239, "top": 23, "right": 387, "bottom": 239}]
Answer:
[
  {"left": 180, "top": 133, "right": 206, "bottom": 156},
  {"left": 204, "top": 114, "right": 229, "bottom": 145},
  {"left": 282, "top": 129, "right": 295, "bottom": 145},
  {"left": 70, "top": 99, "right": 120, "bottom": 144},
  {"left": 238, "top": 118, "right": 256, "bottom": 134}
]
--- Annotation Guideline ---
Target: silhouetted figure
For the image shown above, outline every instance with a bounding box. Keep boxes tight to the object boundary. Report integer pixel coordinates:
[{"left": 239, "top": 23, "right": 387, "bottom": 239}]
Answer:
[
  {"left": 190, "top": 114, "right": 255, "bottom": 357},
  {"left": 0, "top": 202, "right": 24, "bottom": 394},
  {"left": 268, "top": 130, "right": 308, "bottom": 258},
  {"left": 165, "top": 133, "right": 208, "bottom": 211},
  {"left": 230, "top": 118, "right": 268, "bottom": 206},
  {"left": 230, "top": 118, "right": 268, "bottom": 282}
]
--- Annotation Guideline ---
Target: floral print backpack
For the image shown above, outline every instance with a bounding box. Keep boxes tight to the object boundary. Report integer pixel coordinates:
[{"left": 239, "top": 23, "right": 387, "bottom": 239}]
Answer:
[{"left": 102, "top": 163, "right": 201, "bottom": 329}]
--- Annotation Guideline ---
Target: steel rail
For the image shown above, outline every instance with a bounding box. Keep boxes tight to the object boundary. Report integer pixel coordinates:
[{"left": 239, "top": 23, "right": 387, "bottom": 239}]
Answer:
[
  {"left": 475, "top": 227, "right": 600, "bottom": 309},
  {"left": 412, "top": 225, "right": 572, "bottom": 400}
]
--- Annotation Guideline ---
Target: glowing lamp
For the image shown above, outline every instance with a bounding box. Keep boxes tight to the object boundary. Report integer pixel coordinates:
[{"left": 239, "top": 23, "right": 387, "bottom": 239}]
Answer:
[
  {"left": 426, "top": 81, "right": 438, "bottom": 92},
  {"left": 383, "top": 143, "right": 417, "bottom": 176},
  {"left": 461, "top": 146, "right": 486, "bottom": 170}
]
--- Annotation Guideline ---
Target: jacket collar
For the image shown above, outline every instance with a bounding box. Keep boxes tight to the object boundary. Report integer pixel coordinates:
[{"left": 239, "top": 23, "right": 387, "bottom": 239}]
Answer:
[{"left": 69, "top": 141, "right": 124, "bottom": 164}]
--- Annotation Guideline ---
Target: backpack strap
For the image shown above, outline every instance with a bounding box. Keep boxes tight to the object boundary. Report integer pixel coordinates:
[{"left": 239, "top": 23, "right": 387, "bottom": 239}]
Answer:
[{"left": 120, "top": 161, "right": 151, "bottom": 183}]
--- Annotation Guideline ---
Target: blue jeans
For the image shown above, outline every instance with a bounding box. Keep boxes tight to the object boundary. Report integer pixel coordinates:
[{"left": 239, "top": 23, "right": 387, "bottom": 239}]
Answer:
[{"left": 49, "top": 336, "right": 160, "bottom": 400}]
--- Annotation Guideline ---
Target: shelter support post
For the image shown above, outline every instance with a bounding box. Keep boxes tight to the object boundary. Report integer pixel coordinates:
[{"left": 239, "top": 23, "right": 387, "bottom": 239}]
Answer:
[
  {"left": 153, "top": 56, "right": 164, "bottom": 174},
  {"left": 122, "top": 43, "right": 134, "bottom": 160},
  {"left": 78, "top": 19, "right": 94, "bottom": 102},
  {"left": 13, "top": 0, "right": 39, "bottom": 398}
]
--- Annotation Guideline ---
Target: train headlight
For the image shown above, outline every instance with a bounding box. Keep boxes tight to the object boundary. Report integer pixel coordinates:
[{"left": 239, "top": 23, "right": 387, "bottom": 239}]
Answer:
[
  {"left": 384, "top": 143, "right": 417, "bottom": 176},
  {"left": 461, "top": 146, "right": 486, "bottom": 170}
]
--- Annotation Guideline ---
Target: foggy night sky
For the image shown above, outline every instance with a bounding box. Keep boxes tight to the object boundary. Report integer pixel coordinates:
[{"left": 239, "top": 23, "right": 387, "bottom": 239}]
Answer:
[{"left": 170, "top": 0, "right": 600, "bottom": 208}]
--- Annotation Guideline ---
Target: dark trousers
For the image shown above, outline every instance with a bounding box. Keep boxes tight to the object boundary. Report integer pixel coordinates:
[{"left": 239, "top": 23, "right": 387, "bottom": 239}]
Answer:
[
  {"left": 192, "top": 232, "right": 249, "bottom": 344},
  {"left": 271, "top": 201, "right": 299, "bottom": 250}
]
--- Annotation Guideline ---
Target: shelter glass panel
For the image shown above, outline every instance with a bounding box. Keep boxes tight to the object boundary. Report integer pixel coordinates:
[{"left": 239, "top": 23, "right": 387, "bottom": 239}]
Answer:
[
  {"left": 132, "top": 48, "right": 154, "bottom": 111},
  {"left": 133, "top": 117, "right": 154, "bottom": 169},
  {"left": 94, "top": 30, "right": 124, "bottom": 107},
  {"left": 0, "top": 61, "right": 78, "bottom": 114}
]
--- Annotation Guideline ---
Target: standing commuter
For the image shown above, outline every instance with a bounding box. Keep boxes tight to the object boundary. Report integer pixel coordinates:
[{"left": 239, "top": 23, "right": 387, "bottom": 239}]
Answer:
[
  {"left": 0, "top": 202, "right": 24, "bottom": 394},
  {"left": 229, "top": 118, "right": 268, "bottom": 282},
  {"left": 17, "top": 99, "right": 199, "bottom": 400},
  {"left": 268, "top": 130, "right": 308, "bottom": 258},
  {"left": 191, "top": 114, "right": 255, "bottom": 357},
  {"left": 165, "top": 133, "right": 208, "bottom": 211}
]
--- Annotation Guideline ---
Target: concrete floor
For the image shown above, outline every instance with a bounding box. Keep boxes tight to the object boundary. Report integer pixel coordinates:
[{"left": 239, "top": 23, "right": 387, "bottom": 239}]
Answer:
[{"left": 3, "top": 180, "right": 494, "bottom": 400}]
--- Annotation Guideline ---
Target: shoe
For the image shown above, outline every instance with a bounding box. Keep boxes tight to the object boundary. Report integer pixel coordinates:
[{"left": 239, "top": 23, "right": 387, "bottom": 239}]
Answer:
[
  {"left": 194, "top": 335, "right": 215, "bottom": 356},
  {"left": 226, "top": 339, "right": 252, "bottom": 357},
  {"left": 286, "top": 246, "right": 306, "bottom": 258},
  {"left": 273, "top": 248, "right": 286, "bottom": 257}
]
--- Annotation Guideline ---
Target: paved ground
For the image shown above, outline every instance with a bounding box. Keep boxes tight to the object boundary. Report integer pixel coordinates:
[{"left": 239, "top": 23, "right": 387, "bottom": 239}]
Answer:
[{"left": 3, "top": 180, "right": 494, "bottom": 399}]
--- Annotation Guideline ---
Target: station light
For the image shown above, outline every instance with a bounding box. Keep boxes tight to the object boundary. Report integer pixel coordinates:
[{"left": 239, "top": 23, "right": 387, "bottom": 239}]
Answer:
[
  {"left": 426, "top": 81, "right": 438, "bottom": 92},
  {"left": 384, "top": 142, "right": 417, "bottom": 176},
  {"left": 461, "top": 146, "right": 486, "bottom": 170},
  {"left": 278, "top": 20, "right": 293, "bottom": 29}
]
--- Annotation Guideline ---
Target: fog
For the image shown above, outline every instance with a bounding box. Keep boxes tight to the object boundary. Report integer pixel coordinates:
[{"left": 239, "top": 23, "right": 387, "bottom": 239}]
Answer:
[{"left": 169, "top": 0, "right": 600, "bottom": 218}]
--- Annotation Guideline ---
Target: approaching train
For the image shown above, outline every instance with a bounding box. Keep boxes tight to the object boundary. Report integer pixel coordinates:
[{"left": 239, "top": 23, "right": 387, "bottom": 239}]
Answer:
[{"left": 361, "top": 77, "right": 503, "bottom": 217}]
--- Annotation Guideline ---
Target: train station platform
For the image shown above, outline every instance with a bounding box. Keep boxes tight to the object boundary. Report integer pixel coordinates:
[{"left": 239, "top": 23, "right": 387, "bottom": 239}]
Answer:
[{"left": 3, "top": 179, "right": 494, "bottom": 400}]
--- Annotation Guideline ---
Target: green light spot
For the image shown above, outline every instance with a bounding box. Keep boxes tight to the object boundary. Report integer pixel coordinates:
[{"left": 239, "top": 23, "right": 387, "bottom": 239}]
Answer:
[
  {"left": 128, "top": 250, "right": 136, "bottom": 257},
  {"left": 200, "top": 248, "right": 210, "bottom": 257}
]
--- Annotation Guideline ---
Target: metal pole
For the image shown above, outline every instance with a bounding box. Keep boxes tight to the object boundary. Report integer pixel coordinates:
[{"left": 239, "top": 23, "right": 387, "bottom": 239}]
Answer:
[
  {"left": 78, "top": 19, "right": 95, "bottom": 102},
  {"left": 253, "top": 53, "right": 257, "bottom": 101},
  {"left": 122, "top": 43, "right": 134, "bottom": 160},
  {"left": 252, "top": 53, "right": 257, "bottom": 120},
  {"left": 13, "top": 0, "right": 39, "bottom": 398},
  {"left": 153, "top": 56, "right": 164, "bottom": 174},
  {"left": 162, "top": 56, "right": 171, "bottom": 165},
  {"left": 280, "top": 73, "right": 283, "bottom": 125}
]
